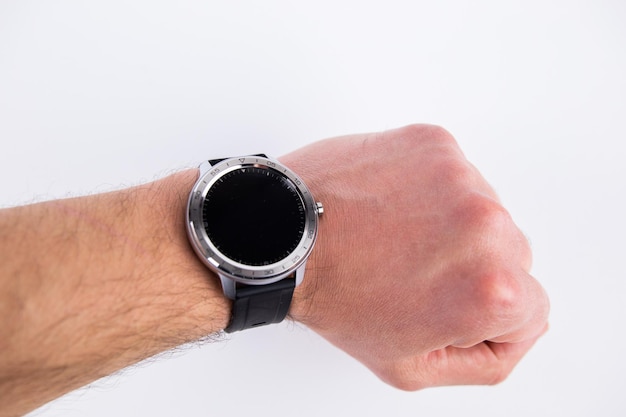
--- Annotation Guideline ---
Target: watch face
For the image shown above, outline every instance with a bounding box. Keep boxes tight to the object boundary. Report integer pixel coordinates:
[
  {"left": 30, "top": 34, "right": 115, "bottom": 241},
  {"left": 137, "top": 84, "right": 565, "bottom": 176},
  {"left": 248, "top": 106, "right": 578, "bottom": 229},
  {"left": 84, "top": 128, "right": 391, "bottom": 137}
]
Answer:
[{"left": 202, "top": 166, "right": 306, "bottom": 266}]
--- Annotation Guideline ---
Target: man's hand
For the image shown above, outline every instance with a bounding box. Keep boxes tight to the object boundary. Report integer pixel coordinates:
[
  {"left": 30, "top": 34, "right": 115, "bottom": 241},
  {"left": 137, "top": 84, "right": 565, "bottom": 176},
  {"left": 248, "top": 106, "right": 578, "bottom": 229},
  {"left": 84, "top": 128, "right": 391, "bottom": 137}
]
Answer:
[
  {"left": 0, "top": 124, "right": 549, "bottom": 416},
  {"left": 283, "top": 124, "right": 550, "bottom": 390}
]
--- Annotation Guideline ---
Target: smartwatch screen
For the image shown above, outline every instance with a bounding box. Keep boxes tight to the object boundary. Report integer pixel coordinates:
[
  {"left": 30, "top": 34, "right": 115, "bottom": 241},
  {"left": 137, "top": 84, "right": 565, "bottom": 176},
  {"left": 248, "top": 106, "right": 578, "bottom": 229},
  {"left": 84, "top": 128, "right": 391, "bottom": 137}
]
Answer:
[{"left": 203, "top": 167, "right": 306, "bottom": 267}]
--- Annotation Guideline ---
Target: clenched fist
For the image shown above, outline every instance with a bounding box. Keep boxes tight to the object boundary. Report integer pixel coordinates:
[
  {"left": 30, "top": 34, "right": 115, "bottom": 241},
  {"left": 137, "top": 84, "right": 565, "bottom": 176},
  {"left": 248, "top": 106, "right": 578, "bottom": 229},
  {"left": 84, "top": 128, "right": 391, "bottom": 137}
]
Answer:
[{"left": 283, "top": 124, "right": 550, "bottom": 390}]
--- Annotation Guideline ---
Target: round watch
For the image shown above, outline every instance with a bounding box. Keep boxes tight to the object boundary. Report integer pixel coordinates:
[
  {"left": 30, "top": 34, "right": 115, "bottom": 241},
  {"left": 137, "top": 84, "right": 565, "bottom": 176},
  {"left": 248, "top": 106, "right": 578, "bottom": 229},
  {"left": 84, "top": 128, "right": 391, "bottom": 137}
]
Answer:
[{"left": 186, "top": 154, "right": 323, "bottom": 333}]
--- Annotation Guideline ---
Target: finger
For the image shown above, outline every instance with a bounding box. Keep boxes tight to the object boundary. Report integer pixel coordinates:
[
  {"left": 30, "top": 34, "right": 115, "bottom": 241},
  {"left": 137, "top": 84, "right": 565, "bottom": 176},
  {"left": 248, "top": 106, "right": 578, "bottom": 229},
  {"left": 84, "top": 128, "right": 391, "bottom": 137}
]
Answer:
[
  {"left": 440, "top": 339, "right": 539, "bottom": 385},
  {"left": 383, "top": 333, "right": 545, "bottom": 391}
]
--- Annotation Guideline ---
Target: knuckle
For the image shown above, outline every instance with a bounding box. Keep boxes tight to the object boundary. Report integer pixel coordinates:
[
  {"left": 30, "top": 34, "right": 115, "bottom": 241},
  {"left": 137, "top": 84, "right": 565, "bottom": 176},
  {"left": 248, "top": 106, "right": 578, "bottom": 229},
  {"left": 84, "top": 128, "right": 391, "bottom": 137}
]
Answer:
[
  {"left": 474, "top": 268, "right": 524, "bottom": 322},
  {"left": 456, "top": 194, "right": 525, "bottom": 259},
  {"left": 435, "top": 157, "right": 476, "bottom": 188},
  {"left": 421, "top": 124, "right": 456, "bottom": 144},
  {"left": 460, "top": 196, "right": 532, "bottom": 313},
  {"left": 398, "top": 123, "right": 457, "bottom": 146},
  {"left": 465, "top": 194, "right": 513, "bottom": 236}
]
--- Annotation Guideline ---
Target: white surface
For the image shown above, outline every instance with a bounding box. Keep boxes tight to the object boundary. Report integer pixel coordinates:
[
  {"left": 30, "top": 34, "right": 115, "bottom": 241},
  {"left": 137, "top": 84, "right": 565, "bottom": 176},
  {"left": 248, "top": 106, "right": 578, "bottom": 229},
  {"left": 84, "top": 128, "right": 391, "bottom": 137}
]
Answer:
[{"left": 1, "top": 1, "right": 624, "bottom": 416}]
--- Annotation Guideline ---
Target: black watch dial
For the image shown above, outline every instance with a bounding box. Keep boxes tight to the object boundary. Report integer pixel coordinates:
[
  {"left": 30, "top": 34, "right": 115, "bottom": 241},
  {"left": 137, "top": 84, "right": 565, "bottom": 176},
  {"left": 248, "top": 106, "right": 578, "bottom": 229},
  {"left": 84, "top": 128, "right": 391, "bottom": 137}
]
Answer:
[{"left": 202, "top": 166, "right": 306, "bottom": 267}]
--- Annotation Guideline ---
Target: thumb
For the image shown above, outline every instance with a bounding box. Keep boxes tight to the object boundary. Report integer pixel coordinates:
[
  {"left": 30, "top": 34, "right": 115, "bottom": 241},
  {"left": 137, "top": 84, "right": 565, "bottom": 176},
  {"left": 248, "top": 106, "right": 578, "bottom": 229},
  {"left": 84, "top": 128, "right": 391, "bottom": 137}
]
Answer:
[{"left": 378, "top": 329, "right": 547, "bottom": 390}]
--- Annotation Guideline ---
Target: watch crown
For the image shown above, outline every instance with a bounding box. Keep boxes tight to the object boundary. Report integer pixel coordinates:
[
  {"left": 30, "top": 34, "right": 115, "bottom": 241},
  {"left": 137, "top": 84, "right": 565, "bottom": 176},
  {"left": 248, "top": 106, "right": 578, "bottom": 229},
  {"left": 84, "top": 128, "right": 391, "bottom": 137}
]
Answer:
[{"left": 316, "top": 202, "right": 324, "bottom": 217}]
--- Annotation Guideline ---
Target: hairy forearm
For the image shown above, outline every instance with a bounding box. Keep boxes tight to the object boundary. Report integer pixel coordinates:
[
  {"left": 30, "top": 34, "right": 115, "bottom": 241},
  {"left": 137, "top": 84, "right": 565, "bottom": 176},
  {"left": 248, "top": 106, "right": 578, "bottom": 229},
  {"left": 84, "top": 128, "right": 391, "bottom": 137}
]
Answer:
[{"left": 0, "top": 170, "right": 229, "bottom": 416}]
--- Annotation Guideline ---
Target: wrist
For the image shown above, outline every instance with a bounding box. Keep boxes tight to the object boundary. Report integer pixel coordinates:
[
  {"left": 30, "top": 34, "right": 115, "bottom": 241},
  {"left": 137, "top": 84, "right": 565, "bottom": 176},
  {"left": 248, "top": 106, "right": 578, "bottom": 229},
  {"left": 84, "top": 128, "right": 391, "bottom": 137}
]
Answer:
[
  {"left": 148, "top": 169, "right": 231, "bottom": 338},
  {"left": 278, "top": 154, "right": 340, "bottom": 330}
]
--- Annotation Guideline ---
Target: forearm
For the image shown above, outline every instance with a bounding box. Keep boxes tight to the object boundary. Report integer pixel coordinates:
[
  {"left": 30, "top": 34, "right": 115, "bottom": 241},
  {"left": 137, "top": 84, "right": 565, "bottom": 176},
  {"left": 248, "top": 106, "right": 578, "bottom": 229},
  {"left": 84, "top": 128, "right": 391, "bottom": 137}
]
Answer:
[{"left": 0, "top": 170, "right": 229, "bottom": 417}]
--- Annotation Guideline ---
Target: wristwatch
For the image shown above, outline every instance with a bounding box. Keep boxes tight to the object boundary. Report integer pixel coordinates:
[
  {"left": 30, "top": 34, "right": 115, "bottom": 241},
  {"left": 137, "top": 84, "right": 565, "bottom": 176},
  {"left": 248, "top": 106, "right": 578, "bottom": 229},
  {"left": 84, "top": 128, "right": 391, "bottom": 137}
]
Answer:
[{"left": 186, "top": 154, "right": 323, "bottom": 333}]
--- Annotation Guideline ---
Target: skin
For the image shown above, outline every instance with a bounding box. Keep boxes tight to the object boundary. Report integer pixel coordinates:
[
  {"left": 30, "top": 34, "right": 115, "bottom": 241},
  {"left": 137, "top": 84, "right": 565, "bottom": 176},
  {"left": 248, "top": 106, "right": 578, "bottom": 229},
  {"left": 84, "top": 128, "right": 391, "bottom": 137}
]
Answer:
[{"left": 0, "top": 124, "right": 549, "bottom": 416}]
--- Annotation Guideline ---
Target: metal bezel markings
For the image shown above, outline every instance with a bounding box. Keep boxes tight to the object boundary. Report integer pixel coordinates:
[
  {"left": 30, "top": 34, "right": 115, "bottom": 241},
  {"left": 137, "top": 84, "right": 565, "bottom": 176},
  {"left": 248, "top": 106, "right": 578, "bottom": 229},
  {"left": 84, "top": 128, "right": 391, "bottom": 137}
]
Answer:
[{"left": 186, "top": 156, "right": 319, "bottom": 286}]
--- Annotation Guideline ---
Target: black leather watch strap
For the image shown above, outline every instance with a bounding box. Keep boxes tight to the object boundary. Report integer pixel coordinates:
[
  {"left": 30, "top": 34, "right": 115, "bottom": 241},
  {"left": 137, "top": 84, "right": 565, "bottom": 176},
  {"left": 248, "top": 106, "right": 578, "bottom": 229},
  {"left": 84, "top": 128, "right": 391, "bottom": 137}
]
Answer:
[{"left": 225, "top": 277, "right": 296, "bottom": 333}]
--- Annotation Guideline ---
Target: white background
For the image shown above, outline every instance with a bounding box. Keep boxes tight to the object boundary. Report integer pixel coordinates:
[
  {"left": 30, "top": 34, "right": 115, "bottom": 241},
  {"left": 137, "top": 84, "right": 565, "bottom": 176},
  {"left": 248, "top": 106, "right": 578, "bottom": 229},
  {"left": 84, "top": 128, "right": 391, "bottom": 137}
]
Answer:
[{"left": 1, "top": 1, "right": 625, "bottom": 416}]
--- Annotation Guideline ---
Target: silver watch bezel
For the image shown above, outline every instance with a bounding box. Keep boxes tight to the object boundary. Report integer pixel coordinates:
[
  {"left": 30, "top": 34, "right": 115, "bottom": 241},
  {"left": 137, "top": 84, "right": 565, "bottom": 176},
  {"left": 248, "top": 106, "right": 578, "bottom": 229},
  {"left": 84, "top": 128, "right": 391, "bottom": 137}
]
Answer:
[{"left": 186, "top": 155, "right": 320, "bottom": 287}]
